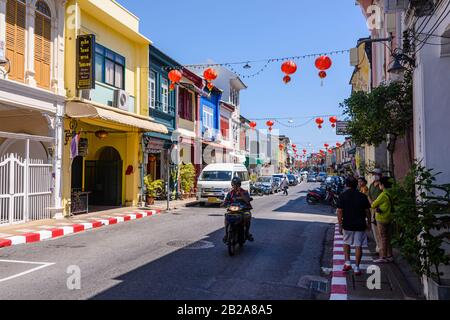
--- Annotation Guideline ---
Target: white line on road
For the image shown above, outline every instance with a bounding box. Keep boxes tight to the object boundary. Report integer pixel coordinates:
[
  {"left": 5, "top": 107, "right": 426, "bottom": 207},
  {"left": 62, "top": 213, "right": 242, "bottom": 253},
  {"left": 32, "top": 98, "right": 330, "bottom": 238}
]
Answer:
[{"left": 0, "top": 260, "right": 55, "bottom": 283}]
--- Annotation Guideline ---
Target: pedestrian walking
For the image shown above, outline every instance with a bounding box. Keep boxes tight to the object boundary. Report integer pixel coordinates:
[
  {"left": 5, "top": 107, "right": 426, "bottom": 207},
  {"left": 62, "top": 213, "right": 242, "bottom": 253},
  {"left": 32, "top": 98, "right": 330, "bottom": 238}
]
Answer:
[
  {"left": 368, "top": 169, "right": 383, "bottom": 253},
  {"left": 371, "top": 177, "right": 394, "bottom": 263},
  {"left": 337, "top": 177, "right": 372, "bottom": 276},
  {"left": 281, "top": 177, "right": 289, "bottom": 196}
]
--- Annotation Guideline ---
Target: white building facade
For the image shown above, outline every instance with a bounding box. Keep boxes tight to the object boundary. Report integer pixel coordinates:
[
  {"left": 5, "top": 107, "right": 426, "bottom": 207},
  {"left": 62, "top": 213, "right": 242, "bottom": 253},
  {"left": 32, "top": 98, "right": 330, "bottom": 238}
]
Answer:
[{"left": 0, "top": 0, "right": 66, "bottom": 225}]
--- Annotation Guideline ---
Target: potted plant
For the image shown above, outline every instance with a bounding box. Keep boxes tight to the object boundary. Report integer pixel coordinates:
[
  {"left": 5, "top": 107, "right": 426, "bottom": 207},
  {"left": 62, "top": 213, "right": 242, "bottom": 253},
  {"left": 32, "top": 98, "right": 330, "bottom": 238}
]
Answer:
[
  {"left": 391, "top": 162, "right": 450, "bottom": 300},
  {"left": 180, "top": 163, "right": 196, "bottom": 198},
  {"left": 143, "top": 174, "right": 164, "bottom": 205}
]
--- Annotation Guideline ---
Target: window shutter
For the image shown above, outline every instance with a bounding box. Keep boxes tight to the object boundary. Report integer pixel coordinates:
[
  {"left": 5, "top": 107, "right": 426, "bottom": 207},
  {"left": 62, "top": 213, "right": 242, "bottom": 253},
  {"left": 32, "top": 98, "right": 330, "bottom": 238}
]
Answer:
[
  {"left": 178, "top": 88, "right": 184, "bottom": 118},
  {"left": 187, "top": 91, "right": 193, "bottom": 121},
  {"left": 5, "top": 0, "right": 25, "bottom": 81},
  {"left": 34, "top": 13, "right": 51, "bottom": 89}
]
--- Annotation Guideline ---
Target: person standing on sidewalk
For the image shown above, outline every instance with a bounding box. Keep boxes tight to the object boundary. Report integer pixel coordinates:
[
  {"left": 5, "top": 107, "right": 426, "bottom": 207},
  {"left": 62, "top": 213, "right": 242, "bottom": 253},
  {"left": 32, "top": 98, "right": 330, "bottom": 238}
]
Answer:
[
  {"left": 371, "top": 177, "right": 394, "bottom": 263},
  {"left": 281, "top": 177, "right": 289, "bottom": 196},
  {"left": 368, "top": 169, "right": 383, "bottom": 253},
  {"left": 337, "top": 177, "right": 372, "bottom": 276},
  {"left": 358, "top": 177, "right": 369, "bottom": 196}
]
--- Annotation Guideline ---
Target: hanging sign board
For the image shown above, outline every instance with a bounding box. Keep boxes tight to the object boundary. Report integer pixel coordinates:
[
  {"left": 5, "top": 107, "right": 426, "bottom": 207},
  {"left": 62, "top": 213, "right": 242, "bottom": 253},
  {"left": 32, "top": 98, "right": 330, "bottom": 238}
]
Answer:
[
  {"left": 78, "top": 138, "right": 89, "bottom": 157},
  {"left": 76, "top": 34, "right": 96, "bottom": 90},
  {"left": 336, "top": 121, "right": 349, "bottom": 136}
]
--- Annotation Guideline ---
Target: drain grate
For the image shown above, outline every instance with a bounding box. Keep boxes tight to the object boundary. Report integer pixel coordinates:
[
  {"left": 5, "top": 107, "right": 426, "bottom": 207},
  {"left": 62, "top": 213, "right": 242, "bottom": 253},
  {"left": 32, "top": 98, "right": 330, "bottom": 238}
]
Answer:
[
  {"left": 166, "top": 240, "right": 214, "bottom": 250},
  {"left": 310, "top": 280, "right": 329, "bottom": 293}
]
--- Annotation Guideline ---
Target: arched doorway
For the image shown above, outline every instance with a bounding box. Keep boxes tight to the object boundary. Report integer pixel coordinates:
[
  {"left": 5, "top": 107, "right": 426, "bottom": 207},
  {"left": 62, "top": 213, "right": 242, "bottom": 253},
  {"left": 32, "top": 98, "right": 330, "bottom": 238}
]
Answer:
[
  {"left": 85, "top": 147, "right": 123, "bottom": 207},
  {"left": 0, "top": 138, "right": 48, "bottom": 162}
]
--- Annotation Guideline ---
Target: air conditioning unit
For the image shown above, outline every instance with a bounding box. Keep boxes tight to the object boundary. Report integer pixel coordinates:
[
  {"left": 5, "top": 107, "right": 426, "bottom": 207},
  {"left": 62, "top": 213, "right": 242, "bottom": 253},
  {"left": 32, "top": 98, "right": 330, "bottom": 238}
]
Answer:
[
  {"left": 384, "top": 0, "right": 409, "bottom": 13},
  {"left": 114, "top": 89, "right": 129, "bottom": 111}
]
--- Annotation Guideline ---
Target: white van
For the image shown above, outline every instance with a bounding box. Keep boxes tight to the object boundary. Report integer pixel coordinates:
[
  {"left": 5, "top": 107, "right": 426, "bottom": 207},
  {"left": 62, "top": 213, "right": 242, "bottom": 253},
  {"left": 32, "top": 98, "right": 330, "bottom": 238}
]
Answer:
[{"left": 197, "top": 163, "right": 250, "bottom": 205}]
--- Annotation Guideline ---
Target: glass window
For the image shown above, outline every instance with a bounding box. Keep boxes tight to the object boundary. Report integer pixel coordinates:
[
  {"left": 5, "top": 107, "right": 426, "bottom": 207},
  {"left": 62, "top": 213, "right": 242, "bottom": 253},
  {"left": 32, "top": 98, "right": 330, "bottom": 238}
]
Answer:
[
  {"left": 161, "top": 78, "right": 169, "bottom": 113},
  {"left": 95, "top": 53, "right": 103, "bottom": 82},
  {"left": 114, "top": 64, "right": 123, "bottom": 88},
  {"left": 200, "top": 171, "right": 232, "bottom": 181},
  {"left": 149, "top": 71, "right": 156, "bottom": 109},
  {"left": 203, "top": 106, "right": 213, "bottom": 129},
  {"left": 105, "top": 59, "right": 115, "bottom": 86},
  {"left": 94, "top": 43, "right": 125, "bottom": 89}
]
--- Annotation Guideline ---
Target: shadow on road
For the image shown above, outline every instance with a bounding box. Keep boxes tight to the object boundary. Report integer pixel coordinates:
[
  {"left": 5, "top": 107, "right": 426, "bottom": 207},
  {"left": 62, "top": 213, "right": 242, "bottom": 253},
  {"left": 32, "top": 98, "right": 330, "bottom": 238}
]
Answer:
[
  {"left": 273, "top": 193, "right": 336, "bottom": 217},
  {"left": 90, "top": 217, "right": 332, "bottom": 300}
]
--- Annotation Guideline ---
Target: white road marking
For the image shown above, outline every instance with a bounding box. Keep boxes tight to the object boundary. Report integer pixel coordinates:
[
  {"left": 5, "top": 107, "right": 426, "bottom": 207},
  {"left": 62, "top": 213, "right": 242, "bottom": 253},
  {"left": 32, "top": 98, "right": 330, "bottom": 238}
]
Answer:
[{"left": 0, "top": 260, "right": 55, "bottom": 283}]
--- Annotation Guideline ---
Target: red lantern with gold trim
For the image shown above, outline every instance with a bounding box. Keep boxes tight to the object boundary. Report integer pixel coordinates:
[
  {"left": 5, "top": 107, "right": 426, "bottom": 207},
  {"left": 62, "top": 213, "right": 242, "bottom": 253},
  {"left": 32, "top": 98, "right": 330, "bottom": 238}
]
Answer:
[
  {"left": 315, "top": 55, "right": 332, "bottom": 86},
  {"left": 266, "top": 120, "right": 274, "bottom": 132},
  {"left": 281, "top": 60, "right": 297, "bottom": 84},
  {"left": 329, "top": 116, "right": 337, "bottom": 128},
  {"left": 203, "top": 67, "right": 218, "bottom": 91},
  {"left": 168, "top": 69, "right": 182, "bottom": 91},
  {"left": 249, "top": 121, "right": 257, "bottom": 130},
  {"left": 315, "top": 117, "right": 324, "bottom": 129}
]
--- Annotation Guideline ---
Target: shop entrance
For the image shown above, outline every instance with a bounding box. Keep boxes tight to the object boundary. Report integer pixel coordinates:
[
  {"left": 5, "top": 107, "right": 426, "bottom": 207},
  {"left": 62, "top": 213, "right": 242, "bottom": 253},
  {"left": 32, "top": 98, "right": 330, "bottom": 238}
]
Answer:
[{"left": 85, "top": 147, "right": 123, "bottom": 207}]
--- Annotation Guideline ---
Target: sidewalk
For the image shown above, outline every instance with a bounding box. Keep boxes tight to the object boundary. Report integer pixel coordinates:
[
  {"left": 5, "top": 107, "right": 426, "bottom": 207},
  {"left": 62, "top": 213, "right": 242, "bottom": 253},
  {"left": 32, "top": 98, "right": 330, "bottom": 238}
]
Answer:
[
  {"left": 0, "top": 197, "right": 199, "bottom": 249},
  {"left": 329, "top": 224, "right": 423, "bottom": 300}
]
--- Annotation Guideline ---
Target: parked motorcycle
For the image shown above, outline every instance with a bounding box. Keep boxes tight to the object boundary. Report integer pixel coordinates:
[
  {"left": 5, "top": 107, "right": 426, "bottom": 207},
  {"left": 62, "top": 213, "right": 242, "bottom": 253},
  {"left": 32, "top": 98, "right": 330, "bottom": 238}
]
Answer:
[
  {"left": 306, "top": 183, "right": 342, "bottom": 208},
  {"left": 224, "top": 202, "right": 247, "bottom": 256}
]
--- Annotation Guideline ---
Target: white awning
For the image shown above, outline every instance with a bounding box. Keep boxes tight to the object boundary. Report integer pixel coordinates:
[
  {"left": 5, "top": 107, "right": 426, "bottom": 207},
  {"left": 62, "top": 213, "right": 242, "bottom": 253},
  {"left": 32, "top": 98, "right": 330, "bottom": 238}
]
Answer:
[{"left": 66, "top": 100, "right": 168, "bottom": 134}]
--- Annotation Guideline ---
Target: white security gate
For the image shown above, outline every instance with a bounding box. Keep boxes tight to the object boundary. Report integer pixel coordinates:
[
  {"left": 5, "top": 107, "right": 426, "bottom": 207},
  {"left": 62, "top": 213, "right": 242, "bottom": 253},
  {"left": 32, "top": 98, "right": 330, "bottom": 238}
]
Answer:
[{"left": 0, "top": 154, "right": 53, "bottom": 225}]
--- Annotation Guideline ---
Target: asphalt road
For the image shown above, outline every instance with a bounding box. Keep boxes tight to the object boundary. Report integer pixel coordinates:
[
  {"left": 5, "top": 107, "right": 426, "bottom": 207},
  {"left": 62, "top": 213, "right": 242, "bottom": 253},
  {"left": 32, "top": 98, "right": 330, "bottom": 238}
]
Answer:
[{"left": 0, "top": 182, "right": 337, "bottom": 300}]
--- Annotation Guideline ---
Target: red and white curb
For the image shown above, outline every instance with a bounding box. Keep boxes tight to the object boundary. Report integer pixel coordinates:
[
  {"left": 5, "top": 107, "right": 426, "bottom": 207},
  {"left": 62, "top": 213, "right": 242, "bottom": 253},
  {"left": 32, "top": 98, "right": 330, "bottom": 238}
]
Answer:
[
  {"left": 0, "top": 209, "right": 161, "bottom": 249},
  {"left": 329, "top": 224, "right": 374, "bottom": 300},
  {"left": 330, "top": 224, "right": 348, "bottom": 300}
]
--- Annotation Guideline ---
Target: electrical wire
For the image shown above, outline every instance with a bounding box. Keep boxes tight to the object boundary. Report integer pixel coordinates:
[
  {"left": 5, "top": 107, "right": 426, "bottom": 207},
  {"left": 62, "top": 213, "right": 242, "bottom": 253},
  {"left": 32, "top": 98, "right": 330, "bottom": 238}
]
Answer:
[{"left": 415, "top": 0, "right": 450, "bottom": 54}]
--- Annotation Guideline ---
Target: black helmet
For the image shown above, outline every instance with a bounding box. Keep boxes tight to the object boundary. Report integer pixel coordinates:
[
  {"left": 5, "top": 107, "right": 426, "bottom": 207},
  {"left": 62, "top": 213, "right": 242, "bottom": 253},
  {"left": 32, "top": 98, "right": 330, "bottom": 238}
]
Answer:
[{"left": 231, "top": 176, "right": 242, "bottom": 187}]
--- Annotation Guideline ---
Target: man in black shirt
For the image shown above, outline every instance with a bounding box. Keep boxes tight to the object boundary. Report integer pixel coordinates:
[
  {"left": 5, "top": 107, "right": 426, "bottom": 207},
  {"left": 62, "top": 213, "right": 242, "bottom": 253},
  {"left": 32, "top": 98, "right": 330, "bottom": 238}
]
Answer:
[{"left": 336, "top": 177, "right": 372, "bottom": 276}]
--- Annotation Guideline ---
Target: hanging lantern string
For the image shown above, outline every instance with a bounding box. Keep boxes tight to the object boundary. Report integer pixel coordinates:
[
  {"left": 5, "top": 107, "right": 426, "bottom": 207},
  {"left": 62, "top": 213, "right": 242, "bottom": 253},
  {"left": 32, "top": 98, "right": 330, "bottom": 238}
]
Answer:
[
  {"left": 250, "top": 114, "right": 338, "bottom": 121},
  {"left": 181, "top": 49, "right": 350, "bottom": 69},
  {"left": 273, "top": 118, "right": 315, "bottom": 128}
]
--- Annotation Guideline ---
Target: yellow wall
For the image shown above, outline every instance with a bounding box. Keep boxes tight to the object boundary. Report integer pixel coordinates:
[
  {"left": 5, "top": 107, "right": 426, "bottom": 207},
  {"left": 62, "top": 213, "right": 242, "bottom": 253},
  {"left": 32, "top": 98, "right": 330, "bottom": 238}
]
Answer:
[
  {"left": 350, "top": 42, "right": 370, "bottom": 92},
  {"left": 62, "top": 0, "right": 150, "bottom": 214},
  {"left": 65, "top": 0, "right": 149, "bottom": 116}
]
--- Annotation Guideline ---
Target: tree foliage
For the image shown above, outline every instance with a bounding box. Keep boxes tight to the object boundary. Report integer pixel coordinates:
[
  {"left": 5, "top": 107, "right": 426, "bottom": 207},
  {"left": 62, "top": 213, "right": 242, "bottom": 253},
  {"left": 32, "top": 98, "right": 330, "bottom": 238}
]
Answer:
[
  {"left": 340, "top": 76, "right": 413, "bottom": 147},
  {"left": 391, "top": 162, "right": 450, "bottom": 284}
]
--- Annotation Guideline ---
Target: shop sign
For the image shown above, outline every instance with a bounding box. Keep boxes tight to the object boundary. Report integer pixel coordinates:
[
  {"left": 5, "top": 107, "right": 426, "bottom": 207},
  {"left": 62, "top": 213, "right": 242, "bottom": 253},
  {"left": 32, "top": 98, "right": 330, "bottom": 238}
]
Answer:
[
  {"left": 78, "top": 138, "right": 88, "bottom": 157},
  {"left": 76, "top": 34, "right": 96, "bottom": 90}
]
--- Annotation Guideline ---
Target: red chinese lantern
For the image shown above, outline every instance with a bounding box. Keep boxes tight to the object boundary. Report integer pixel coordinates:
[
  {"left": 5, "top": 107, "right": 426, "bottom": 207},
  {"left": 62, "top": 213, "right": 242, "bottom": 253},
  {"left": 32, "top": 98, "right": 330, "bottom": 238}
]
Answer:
[
  {"left": 328, "top": 149, "right": 333, "bottom": 154},
  {"left": 329, "top": 116, "right": 337, "bottom": 128},
  {"left": 315, "top": 56, "right": 332, "bottom": 86},
  {"left": 315, "top": 117, "right": 324, "bottom": 129},
  {"left": 168, "top": 69, "right": 182, "bottom": 91},
  {"left": 279, "top": 144, "right": 284, "bottom": 151},
  {"left": 249, "top": 121, "right": 257, "bottom": 130},
  {"left": 266, "top": 120, "right": 274, "bottom": 132},
  {"left": 336, "top": 142, "right": 342, "bottom": 147},
  {"left": 203, "top": 68, "right": 218, "bottom": 91},
  {"left": 292, "top": 144, "right": 297, "bottom": 148},
  {"left": 324, "top": 143, "right": 329, "bottom": 149},
  {"left": 315, "top": 55, "right": 332, "bottom": 71},
  {"left": 281, "top": 60, "right": 297, "bottom": 84}
]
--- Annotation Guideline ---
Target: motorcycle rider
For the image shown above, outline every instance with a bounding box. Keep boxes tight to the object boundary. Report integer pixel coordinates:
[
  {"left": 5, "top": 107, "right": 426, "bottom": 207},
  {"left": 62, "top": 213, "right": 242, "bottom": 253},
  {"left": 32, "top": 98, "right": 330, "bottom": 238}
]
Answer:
[{"left": 222, "top": 176, "right": 254, "bottom": 243}]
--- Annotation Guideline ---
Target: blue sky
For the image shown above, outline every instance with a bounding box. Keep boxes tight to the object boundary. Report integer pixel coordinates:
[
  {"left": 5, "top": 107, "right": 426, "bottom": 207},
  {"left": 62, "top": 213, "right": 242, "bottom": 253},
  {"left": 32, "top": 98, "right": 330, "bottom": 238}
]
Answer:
[{"left": 119, "top": 0, "right": 369, "bottom": 153}]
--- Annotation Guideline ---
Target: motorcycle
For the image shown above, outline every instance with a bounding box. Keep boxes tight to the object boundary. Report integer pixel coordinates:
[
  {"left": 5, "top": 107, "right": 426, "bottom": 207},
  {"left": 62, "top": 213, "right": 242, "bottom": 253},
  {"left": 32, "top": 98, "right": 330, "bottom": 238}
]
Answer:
[
  {"left": 225, "top": 202, "right": 247, "bottom": 256},
  {"left": 307, "top": 183, "right": 341, "bottom": 207},
  {"left": 250, "top": 182, "right": 264, "bottom": 196}
]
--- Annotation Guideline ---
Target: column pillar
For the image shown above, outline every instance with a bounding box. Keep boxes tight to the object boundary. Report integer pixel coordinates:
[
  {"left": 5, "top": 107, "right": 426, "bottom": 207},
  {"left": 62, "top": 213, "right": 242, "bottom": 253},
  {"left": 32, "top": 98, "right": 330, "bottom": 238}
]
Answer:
[
  {"left": 25, "top": 1, "right": 36, "bottom": 86},
  {"left": 0, "top": 0, "right": 7, "bottom": 60}
]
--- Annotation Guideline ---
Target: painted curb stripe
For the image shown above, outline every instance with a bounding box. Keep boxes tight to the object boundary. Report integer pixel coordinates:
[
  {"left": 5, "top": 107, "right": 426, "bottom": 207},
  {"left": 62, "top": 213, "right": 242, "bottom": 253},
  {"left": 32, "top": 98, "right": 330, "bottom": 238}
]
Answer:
[
  {"left": 330, "top": 223, "right": 348, "bottom": 301},
  {"left": 0, "top": 210, "right": 164, "bottom": 250},
  {"left": 0, "top": 239, "right": 12, "bottom": 248}
]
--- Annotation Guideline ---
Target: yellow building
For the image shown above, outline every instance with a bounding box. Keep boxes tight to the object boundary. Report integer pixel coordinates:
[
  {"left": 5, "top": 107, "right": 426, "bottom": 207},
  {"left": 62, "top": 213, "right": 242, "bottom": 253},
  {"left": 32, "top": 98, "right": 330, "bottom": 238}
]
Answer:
[{"left": 62, "top": 0, "right": 167, "bottom": 215}]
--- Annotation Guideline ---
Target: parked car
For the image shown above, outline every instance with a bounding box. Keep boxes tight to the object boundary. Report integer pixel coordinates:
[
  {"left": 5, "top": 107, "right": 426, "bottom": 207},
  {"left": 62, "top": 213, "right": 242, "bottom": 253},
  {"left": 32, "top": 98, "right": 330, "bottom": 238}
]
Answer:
[
  {"left": 316, "top": 172, "right": 328, "bottom": 182},
  {"left": 254, "top": 176, "right": 277, "bottom": 195},
  {"left": 286, "top": 174, "right": 298, "bottom": 186},
  {"left": 307, "top": 173, "right": 317, "bottom": 182},
  {"left": 273, "top": 177, "right": 282, "bottom": 192},
  {"left": 197, "top": 163, "right": 250, "bottom": 206}
]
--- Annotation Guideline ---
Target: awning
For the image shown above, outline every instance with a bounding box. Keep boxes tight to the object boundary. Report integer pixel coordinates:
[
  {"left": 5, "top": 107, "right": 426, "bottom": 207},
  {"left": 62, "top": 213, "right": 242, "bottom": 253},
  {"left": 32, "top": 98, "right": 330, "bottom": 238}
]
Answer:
[{"left": 66, "top": 100, "right": 168, "bottom": 134}]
